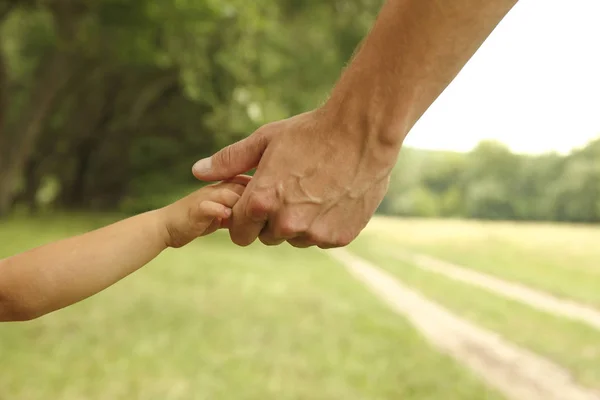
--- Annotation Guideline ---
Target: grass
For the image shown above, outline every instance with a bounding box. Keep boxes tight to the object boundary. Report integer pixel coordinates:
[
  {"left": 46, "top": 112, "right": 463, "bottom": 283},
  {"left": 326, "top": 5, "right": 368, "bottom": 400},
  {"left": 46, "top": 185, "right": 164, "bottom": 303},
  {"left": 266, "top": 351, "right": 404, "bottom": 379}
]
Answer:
[
  {"left": 0, "top": 215, "right": 503, "bottom": 400},
  {"left": 364, "top": 217, "right": 600, "bottom": 307},
  {"left": 350, "top": 227, "right": 600, "bottom": 389}
]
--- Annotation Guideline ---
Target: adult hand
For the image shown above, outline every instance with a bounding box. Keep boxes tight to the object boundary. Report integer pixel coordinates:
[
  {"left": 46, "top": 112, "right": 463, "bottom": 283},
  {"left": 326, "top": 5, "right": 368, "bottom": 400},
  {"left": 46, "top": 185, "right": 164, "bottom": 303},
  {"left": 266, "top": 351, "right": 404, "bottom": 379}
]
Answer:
[
  {"left": 192, "top": 0, "right": 517, "bottom": 248},
  {"left": 192, "top": 109, "right": 398, "bottom": 248}
]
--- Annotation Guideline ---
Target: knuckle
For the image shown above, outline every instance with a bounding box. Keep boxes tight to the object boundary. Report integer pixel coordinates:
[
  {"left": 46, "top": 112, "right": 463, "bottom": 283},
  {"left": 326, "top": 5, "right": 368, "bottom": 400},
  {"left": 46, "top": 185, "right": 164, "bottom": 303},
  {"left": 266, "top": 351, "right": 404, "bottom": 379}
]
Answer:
[
  {"left": 230, "top": 231, "right": 254, "bottom": 247},
  {"left": 333, "top": 229, "right": 357, "bottom": 248},
  {"left": 307, "top": 229, "right": 355, "bottom": 248},
  {"left": 215, "top": 145, "right": 234, "bottom": 168},
  {"left": 334, "top": 233, "right": 354, "bottom": 248},
  {"left": 259, "top": 235, "right": 284, "bottom": 246},
  {"left": 190, "top": 202, "right": 211, "bottom": 228},
  {"left": 250, "top": 128, "right": 272, "bottom": 153},
  {"left": 254, "top": 122, "right": 275, "bottom": 138},
  {"left": 306, "top": 230, "right": 328, "bottom": 246},
  {"left": 288, "top": 238, "right": 312, "bottom": 249},
  {"left": 246, "top": 192, "right": 274, "bottom": 221},
  {"left": 277, "top": 216, "right": 308, "bottom": 237}
]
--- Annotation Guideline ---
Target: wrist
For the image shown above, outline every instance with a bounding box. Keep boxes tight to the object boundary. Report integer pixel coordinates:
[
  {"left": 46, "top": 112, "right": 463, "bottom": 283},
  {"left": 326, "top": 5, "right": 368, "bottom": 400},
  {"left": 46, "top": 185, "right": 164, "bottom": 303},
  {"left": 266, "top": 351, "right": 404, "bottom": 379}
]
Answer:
[
  {"left": 152, "top": 208, "right": 172, "bottom": 250},
  {"left": 321, "top": 63, "right": 412, "bottom": 159},
  {"left": 320, "top": 84, "right": 404, "bottom": 173},
  {"left": 321, "top": 0, "right": 431, "bottom": 154}
]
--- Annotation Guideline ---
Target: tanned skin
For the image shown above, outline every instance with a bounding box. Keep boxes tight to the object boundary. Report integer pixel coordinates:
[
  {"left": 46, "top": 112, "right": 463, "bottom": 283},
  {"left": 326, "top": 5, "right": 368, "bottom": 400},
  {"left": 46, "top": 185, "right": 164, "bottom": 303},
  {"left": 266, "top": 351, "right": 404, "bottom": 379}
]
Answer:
[{"left": 192, "top": 0, "right": 519, "bottom": 249}]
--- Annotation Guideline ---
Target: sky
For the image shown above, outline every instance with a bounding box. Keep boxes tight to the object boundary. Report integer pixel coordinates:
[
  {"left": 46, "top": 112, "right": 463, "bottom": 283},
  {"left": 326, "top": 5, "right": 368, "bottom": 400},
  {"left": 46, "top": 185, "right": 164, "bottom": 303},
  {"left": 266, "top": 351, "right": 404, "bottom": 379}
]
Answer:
[{"left": 402, "top": 0, "right": 600, "bottom": 155}]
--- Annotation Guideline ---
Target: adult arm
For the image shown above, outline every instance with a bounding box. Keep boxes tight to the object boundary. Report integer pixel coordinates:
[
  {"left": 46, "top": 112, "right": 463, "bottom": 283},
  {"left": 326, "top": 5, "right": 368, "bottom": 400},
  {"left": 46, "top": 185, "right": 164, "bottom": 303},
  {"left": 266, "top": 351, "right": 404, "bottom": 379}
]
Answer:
[{"left": 193, "top": 0, "right": 519, "bottom": 248}]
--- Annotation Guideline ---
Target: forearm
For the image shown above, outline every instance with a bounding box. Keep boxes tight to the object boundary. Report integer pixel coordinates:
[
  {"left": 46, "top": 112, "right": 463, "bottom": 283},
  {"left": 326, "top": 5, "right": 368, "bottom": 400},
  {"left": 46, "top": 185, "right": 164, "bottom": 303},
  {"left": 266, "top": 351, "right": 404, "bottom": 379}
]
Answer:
[
  {"left": 0, "top": 210, "right": 168, "bottom": 321},
  {"left": 325, "top": 0, "right": 518, "bottom": 150}
]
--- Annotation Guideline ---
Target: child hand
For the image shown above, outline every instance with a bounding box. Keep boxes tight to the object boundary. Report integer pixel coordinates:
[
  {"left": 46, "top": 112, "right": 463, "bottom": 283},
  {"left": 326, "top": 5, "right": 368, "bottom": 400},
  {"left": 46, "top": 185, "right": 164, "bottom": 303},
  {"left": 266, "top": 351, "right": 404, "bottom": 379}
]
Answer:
[{"left": 160, "top": 176, "right": 251, "bottom": 248}]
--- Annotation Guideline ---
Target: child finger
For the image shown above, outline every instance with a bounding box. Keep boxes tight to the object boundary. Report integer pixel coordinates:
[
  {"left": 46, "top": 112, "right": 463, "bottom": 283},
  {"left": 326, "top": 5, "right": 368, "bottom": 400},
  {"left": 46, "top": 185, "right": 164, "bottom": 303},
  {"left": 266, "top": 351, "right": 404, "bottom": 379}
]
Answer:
[
  {"left": 219, "top": 217, "right": 232, "bottom": 229},
  {"left": 198, "top": 201, "right": 232, "bottom": 220},
  {"left": 223, "top": 175, "right": 252, "bottom": 187},
  {"left": 215, "top": 182, "right": 246, "bottom": 197},
  {"left": 202, "top": 218, "right": 222, "bottom": 236},
  {"left": 210, "top": 188, "right": 242, "bottom": 207}
]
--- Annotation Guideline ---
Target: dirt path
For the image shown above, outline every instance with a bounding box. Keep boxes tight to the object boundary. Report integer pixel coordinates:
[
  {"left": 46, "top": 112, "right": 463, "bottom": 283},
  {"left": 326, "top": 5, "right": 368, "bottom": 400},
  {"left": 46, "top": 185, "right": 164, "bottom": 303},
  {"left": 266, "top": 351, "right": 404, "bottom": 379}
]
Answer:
[
  {"left": 392, "top": 250, "right": 600, "bottom": 331},
  {"left": 328, "top": 248, "right": 600, "bottom": 400}
]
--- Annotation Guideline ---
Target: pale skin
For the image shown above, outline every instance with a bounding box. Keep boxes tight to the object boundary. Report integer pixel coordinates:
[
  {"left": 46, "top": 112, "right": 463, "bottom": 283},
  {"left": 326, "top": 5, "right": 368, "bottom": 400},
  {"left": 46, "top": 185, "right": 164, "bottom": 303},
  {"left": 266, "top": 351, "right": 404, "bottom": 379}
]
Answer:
[
  {"left": 193, "top": 0, "right": 519, "bottom": 249},
  {"left": 0, "top": 177, "right": 250, "bottom": 322}
]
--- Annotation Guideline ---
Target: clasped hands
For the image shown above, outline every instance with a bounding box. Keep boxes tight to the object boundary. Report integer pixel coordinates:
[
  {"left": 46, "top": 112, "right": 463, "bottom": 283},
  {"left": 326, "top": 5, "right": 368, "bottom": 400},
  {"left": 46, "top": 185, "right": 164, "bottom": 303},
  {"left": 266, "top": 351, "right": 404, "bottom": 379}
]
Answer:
[{"left": 189, "top": 109, "right": 396, "bottom": 249}]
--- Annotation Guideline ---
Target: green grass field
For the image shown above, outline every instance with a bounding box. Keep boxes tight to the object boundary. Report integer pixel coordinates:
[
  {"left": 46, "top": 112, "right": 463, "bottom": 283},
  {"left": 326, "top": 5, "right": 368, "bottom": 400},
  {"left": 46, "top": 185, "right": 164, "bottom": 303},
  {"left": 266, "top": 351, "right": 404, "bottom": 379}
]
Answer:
[
  {"left": 0, "top": 215, "right": 502, "bottom": 400},
  {"left": 364, "top": 217, "right": 600, "bottom": 306},
  {"left": 351, "top": 217, "right": 600, "bottom": 388}
]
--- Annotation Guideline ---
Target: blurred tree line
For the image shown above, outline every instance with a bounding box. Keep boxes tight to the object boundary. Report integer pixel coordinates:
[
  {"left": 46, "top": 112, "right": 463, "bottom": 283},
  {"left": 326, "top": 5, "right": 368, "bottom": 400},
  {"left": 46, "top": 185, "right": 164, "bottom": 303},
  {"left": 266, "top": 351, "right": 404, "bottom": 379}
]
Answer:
[
  {"left": 380, "top": 139, "right": 600, "bottom": 223},
  {"left": 1, "top": 1, "right": 598, "bottom": 224},
  {"left": 0, "top": 0, "right": 382, "bottom": 216}
]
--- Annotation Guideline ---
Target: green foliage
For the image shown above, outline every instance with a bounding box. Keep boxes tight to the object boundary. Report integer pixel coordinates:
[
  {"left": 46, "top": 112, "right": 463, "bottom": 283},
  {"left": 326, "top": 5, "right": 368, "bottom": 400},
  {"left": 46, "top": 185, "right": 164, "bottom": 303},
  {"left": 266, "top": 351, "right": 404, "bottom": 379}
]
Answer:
[
  {"left": 1, "top": 0, "right": 378, "bottom": 215},
  {"left": 1, "top": 0, "right": 597, "bottom": 223},
  {"left": 384, "top": 138, "right": 600, "bottom": 223},
  {"left": 464, "top": 178, "right": 514, "bottom": 220}
]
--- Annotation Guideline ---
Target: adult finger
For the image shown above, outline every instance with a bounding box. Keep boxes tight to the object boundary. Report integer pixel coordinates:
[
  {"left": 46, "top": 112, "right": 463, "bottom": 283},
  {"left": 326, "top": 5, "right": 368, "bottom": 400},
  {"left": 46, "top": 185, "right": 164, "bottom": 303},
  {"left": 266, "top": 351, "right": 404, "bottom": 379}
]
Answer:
[
  {"left": 192, "top": 132, "right": 269, "bottom": 181},
  {"left": 258, "top": 219, "right": 287, "bottom": 246},
  {"left": 260, "top": 206, "right": 319, "bottom": 246},
  {"left": 286, "top": 236, "right": 315, "bottom": 249},
  {"left": 228, "top": 190, "right": 275, "bottom": 247},
  {"left": 258, "top": 209, "right": 310, "bottom": 246}
]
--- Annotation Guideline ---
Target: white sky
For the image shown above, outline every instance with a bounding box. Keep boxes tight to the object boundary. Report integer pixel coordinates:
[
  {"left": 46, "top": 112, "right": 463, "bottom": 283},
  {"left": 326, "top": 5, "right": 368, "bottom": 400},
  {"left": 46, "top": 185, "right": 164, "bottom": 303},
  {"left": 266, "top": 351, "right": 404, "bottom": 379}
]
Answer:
[{"left": 403, "top": 0, "right": 600, "bottom": 155}]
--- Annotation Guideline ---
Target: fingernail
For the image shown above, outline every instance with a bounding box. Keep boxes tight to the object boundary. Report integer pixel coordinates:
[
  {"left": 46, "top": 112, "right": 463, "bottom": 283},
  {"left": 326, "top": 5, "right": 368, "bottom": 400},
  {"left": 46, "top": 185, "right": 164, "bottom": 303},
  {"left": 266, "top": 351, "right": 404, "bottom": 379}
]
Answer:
[
  {"left": 223, "top": 208, "right": 232, "bottom": 217},
  {"left": 192, "top": 158, "right": 212, "bottom": 175}
]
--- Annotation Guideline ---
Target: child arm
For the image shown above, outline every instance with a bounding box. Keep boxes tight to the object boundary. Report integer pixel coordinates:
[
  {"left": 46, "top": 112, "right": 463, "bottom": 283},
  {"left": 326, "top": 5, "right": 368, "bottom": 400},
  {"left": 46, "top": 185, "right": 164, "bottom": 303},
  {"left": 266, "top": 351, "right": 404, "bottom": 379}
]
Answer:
[{"left": 0, "top": 179, "right": 247, "bottom": 322}]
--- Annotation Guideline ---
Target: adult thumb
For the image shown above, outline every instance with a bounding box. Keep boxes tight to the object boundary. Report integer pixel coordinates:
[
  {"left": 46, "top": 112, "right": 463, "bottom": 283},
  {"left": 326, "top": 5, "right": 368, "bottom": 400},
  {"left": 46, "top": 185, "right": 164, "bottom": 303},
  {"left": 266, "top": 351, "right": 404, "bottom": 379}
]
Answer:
[{"left": 192, "top": 132, "right": 269, "bottom": 181}]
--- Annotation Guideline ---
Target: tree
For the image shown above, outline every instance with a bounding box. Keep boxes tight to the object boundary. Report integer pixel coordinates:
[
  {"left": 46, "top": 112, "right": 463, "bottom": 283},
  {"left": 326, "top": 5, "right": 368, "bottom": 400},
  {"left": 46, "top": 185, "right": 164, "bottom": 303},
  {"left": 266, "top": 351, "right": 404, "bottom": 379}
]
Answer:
[{"left": 0, "top": 0, "right": 381, "bottom": 216}]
